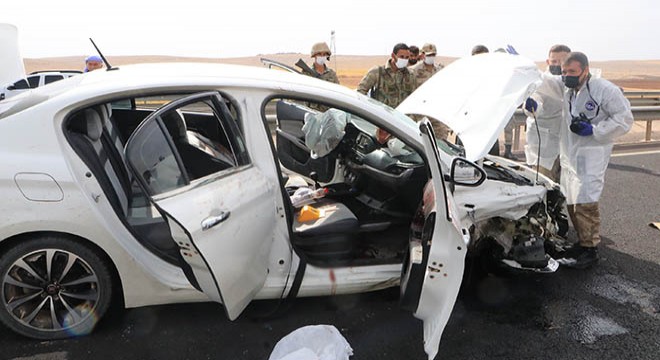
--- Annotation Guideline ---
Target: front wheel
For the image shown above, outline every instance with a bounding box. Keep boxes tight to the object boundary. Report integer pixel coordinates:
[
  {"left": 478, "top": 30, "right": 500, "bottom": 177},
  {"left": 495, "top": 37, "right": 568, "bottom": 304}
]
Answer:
[{"left": 0, "top": 235, "right": 113, "bottom": 339}]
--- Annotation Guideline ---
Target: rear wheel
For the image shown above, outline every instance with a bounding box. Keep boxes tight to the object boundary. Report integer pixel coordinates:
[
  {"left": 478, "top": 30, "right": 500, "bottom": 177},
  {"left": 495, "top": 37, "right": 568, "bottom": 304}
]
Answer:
[{"left": 0, "top": 235, "right": 113, "bottom": 339}]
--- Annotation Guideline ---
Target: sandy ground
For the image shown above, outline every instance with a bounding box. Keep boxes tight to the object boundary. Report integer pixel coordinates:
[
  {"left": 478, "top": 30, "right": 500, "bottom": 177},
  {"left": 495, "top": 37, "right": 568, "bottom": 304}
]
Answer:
[{"left": 24, "top": 54, "right": 660, "bottom": 90}]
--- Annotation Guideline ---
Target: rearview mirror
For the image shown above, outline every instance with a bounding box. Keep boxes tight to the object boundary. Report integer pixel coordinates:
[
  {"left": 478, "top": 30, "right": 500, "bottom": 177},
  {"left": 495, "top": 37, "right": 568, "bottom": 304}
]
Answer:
[{"left": 449, "top": 158, "right": 486, "bottom": 187}]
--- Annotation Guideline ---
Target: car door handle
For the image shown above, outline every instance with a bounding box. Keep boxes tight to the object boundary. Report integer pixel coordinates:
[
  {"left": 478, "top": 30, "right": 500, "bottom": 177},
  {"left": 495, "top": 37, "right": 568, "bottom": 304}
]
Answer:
[{"left": 201, "top": 211, "right": 231, "bottom": 231}]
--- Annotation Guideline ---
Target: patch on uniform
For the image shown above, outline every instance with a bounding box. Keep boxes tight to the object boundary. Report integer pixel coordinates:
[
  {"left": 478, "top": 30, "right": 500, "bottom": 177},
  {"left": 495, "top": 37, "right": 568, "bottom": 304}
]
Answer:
[{"left": 585, "top": 101, "right": 597, "bottom": 111}]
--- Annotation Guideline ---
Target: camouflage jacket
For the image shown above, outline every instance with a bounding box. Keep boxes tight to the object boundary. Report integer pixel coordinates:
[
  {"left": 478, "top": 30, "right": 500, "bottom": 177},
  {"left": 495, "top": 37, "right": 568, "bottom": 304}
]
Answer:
[
  {"left": 357, "top": 60, "right": 417, "bottom": 108},
  {"left": 306, "top": 64, "right": 340, "bottom": 84},
  {"left": 411, "top": 61, "right": 444, "bottom": 85}
]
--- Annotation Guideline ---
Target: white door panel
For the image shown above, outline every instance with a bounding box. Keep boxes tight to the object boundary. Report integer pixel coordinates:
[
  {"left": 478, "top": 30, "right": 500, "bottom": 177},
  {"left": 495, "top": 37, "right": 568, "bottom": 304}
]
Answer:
[
  {"left": 156, "top": 166, "right": 277, "bottom": 319},
  {"left": 415, "top": 121, "right": 468, "bottom": 360},
  {"left": 125, "top": 91, "right": 278, "bottom": 321}
]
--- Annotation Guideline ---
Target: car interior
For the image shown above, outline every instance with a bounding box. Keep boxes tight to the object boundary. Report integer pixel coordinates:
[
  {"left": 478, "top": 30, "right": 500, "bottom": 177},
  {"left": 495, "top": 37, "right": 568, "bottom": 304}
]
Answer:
[
  {"left": 63, "top": 92, "right": 432, "bottom": 278},
  {"left": 267, "top": 98, "right": 430, "bottom": 267}
]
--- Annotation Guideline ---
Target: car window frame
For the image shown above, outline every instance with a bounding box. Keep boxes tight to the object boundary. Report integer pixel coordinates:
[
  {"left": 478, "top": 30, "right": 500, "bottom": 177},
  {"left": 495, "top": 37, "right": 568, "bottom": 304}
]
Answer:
[
  {"left": 11, "top": 79, "right": 30, "bottom": 90},
  {"left": 125, "top": 91, "right": 250, "bottom": 197}
]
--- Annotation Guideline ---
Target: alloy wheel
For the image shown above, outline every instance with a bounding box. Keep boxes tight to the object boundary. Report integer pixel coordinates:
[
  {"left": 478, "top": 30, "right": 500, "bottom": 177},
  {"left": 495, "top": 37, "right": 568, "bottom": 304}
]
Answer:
[{"left": 2, "top": 248, "right": 101, "bottom": 334}]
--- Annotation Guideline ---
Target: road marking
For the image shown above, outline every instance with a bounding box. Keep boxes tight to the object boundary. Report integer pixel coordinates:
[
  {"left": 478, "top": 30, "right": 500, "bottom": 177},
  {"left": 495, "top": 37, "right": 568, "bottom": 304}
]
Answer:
[
  {"left": 612, "top": 149, "right": 660, "bottom": 157},
  {"left": 11, "top": 352, "right": 68, "bottom": 360}
]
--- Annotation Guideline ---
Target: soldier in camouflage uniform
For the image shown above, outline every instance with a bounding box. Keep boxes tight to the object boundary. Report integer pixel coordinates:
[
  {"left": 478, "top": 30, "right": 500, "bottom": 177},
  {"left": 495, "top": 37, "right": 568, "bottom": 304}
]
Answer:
[
  {"left": 357, "top": 43, "right": 417, "bottom": 108},
  {"left": 307, "top": 42, "right": 340, "bottom": 84},
  {"left": 411, "top": 43, "right": 444, "bottom": 84},
  {"left": 410, "top": 43, "right": 449, "bottom": 139},
  {"left": 408, "top": 45, "right": 420, "bottom": 66}
]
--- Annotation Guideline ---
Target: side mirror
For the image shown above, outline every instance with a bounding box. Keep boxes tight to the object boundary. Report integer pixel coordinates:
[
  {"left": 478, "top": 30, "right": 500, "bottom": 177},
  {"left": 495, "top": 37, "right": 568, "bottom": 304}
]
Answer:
[
  {"left": 6, "top": 85, "right": 15, "bottom": 91},
  {"left": 449, "top": 158, "right": 486, "bottom": 187}
]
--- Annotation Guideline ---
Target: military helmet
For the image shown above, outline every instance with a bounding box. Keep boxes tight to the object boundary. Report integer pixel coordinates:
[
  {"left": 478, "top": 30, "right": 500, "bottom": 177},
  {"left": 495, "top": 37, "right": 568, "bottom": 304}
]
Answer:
[
  {"left": 311, "top": 42, "right": 331, "bottom": 57},
  {"left": 421, "top": 43, "right": 437, "bottom": 54}
]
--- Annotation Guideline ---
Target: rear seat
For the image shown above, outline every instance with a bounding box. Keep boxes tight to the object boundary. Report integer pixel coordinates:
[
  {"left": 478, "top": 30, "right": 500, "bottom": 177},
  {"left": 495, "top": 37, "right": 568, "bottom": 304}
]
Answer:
[
  {"left": 67, "top": 104, "right": 179, "bottom": 262},
  {"left": 69, "top": 106, "right": 131, "bottom": 216}
]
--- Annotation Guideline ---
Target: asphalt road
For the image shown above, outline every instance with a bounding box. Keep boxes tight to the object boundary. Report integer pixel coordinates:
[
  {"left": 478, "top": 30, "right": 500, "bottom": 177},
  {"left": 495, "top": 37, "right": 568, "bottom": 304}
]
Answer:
[{"left": 3, "top": 150, "right": 659, "bottom": 360}]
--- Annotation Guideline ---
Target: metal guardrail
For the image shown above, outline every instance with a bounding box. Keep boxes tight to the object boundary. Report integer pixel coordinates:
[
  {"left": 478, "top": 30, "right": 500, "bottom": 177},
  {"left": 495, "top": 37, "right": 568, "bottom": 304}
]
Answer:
[
  {"left": 625, "top": 91, "right": 660, "bottom": 106},
  {"left": 510, "top": 91, "right": 660, "bottom": 151}
]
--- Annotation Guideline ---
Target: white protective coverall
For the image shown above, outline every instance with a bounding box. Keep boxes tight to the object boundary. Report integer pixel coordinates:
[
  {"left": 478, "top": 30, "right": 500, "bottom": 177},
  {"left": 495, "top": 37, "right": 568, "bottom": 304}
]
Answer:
[
  {"left": 560, "top": 76, "right": 633, "bottom": 205},
  {"left": 525, "top": 72, "right": 564, "bottom": 172}
]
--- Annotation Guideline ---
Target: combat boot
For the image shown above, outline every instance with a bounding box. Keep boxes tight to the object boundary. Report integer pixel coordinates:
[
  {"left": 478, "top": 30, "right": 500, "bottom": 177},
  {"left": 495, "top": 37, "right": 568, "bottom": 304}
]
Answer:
[
  {"left": 557, "top": 246, "right": 599, "bottom": 269},
  {"left": 572, "top": 247, "right": 599, "bottom": 269}
]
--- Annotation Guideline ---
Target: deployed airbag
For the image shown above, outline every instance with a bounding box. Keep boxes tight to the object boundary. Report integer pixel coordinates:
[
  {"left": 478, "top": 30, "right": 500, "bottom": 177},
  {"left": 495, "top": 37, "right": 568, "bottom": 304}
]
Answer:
[{"left": 302, "top": 109, "right": 348, "bottom": 159}]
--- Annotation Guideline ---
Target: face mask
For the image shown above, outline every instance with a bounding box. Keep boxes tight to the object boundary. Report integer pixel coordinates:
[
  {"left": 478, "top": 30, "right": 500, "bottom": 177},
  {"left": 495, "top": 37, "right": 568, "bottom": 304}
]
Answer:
[
  {"left": 562, "top": 74, "right": 581, "bottom": 88},
  {"left": 424, "top": 56, "right": 435, "bottom": 65},
  {"left": 549, "top": 65, "right": 562, "bottom": 75},
  {"left": 315, "top": 57, "right": 326, "bottom": 66},
  {"left": 408, "top": 58, "right": 418, "bottom": 65},
  {"left": 395, "top": 57, "right": 409, "bottom": 69}
]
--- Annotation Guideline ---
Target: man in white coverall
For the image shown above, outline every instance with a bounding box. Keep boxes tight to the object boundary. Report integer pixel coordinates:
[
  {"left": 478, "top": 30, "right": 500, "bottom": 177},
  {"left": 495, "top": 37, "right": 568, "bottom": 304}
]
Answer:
[
  {"left": 524, "top": 44, "right": 571, "bottom": 182},
  {"left": 558, "top": 52, "right": 633, "bottom": 268}
]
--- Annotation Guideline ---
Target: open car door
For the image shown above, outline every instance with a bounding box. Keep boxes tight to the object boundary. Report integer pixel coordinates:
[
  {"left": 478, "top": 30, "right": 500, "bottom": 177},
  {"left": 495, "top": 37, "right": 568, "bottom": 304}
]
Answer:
[
  {"left": 401, "top": 120, "right": 472, "bottom": 360},
  {"left": 124, "top": 91, "right": 278, "bottom": 320}
]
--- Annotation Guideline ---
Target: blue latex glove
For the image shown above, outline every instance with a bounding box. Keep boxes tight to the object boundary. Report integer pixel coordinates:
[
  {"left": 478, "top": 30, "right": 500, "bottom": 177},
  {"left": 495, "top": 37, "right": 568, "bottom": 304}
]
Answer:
[
  {"left": 524, "top": 97, "right": 538, "bottom": 113},
  {"left": 506, "top": 44, "right": 519, "bottom": 55},
  {"left": 570, "top": 120, "right": 593, "bottom": 136}
]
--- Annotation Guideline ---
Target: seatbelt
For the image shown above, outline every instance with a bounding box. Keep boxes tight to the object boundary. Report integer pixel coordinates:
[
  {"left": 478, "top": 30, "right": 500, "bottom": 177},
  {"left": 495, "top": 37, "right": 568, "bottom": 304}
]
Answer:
[{"left": 249, "top": 250, "right": 306, "bottom": 320}]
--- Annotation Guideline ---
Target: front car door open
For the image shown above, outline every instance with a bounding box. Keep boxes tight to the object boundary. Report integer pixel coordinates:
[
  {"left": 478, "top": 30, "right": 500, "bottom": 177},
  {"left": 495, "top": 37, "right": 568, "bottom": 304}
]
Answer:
[
  {"left": 405, "top": 120, "right": 471, "bottom": 360},
  {"left": 124, "top": 91, "right": 278, "bottom": 320}
]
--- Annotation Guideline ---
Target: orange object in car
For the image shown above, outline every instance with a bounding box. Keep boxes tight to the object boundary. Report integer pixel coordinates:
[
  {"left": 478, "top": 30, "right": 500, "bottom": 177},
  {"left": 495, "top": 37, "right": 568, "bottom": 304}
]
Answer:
[{"left": 298, "top": 205, "right": 322, "bottom": 222}]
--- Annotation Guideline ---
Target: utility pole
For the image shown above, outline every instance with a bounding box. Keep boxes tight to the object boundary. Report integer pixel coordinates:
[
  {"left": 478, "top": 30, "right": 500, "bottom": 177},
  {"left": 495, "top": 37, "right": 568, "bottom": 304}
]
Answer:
[{"left": 330, "top": 30, "right": 337, "bottom": 72}]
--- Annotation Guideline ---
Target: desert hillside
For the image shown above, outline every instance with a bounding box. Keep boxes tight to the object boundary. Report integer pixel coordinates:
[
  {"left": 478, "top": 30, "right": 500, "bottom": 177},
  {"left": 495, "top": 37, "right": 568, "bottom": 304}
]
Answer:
[{"left": 24, "top": 54, "right": 660, "bottom": 90}]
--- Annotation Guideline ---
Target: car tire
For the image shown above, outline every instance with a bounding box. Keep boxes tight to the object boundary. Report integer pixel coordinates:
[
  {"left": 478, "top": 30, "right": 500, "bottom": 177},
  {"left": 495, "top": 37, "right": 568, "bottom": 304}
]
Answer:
[{"left": 0, "top": 235, "right": 113, "bottom": 340}]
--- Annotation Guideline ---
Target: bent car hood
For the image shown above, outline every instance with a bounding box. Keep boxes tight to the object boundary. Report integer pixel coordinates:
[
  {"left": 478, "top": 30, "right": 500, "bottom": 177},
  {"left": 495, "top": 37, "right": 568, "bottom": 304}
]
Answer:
[{"left": 397, "top": 53, "right": 541, "bottom": 162}]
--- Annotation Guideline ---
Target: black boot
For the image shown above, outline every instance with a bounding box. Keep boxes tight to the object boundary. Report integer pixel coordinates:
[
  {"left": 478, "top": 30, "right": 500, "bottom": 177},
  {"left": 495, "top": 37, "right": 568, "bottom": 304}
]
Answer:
[
  {"left": 557, "top": 246, "right": 599, "bottom": 269},
  {"left": 573, "top": 247, "right": 599, "bottom": 269}
]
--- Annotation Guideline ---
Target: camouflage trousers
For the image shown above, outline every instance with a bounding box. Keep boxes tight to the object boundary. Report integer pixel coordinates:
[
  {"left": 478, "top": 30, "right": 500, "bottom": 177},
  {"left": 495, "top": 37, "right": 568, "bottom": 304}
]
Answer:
[
  {"left": 410, "top": 115, "right": 449, "bottom": 140},
  {"left": 535, "top": 157, "right": 561, "bottom": 183},
  {"left": 430, "top": 118, "right": 450, "bottom": 140},
  {"left": 567, "top": 202, "right": 600, "bottom": 247}
]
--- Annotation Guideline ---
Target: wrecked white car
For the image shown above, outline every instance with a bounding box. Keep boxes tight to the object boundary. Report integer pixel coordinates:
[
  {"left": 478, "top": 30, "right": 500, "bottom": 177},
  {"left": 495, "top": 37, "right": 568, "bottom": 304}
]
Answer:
[
  {"left": 0, "top": 57, "right": 508, "bottom": 359},
  {"left": 398, "top": 53, "right": 570, "bottom": 274},
  {"left": 265, "top": 55, "right": 570, "bottom": 275}
]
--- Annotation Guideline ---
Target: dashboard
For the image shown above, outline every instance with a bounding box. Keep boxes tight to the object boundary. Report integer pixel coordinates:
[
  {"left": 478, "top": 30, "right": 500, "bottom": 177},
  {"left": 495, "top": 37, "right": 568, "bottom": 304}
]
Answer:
[{"left": 342, "top": 122, "right": 424, "bottom": 189}]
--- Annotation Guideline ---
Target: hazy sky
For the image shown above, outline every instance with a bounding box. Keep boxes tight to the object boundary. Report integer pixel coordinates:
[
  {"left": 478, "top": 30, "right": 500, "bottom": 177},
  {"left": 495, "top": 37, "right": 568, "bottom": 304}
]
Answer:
[{"left": 1, "top": 0, "right": 658, "bottom": 61}]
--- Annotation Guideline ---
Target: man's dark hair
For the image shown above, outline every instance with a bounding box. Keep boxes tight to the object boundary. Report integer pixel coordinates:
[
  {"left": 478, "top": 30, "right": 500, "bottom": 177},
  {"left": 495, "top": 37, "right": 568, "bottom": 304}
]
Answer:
[
  {"left": 471, "top": 44, "right": 489, "bottom": 56},
  {"left": 564, "top": 51, "right": 589, "bottom": 69},
  {"left": 549, "top": 44, "right": 571, "bottom": 55},
  {"left": 409, "top": 45, "right": 419, "bottom": 56},
  {"left": 392, "top": 43, "right": 409, "bottom": 55}
]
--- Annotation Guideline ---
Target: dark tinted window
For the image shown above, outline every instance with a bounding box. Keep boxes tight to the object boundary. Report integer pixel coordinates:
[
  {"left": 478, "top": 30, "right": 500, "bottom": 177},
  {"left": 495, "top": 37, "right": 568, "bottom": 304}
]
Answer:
[
  {"left": 44, "top": 75, "right": 64, "bottom": 85},
  {"left": 27, "top": 76, "right": 40, "bottom": 88},
  {"left": 12, "top": 79, "right": 29, "bottom": 90}
]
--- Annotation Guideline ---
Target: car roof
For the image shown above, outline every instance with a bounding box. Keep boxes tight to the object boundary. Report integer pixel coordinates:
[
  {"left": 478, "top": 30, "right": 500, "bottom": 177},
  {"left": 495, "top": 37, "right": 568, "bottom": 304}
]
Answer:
[
  {"left": 8, "top": 63, "right": 353, "bottom": 104},
  {"left": 0, "top": 63, "right": 391, "bottom": 123},
  {"left": 0, "top": 62, "right": 423, "bottom": 154},
  {"left": 29, "top": 70, "right": 82, "bottom": 75}
]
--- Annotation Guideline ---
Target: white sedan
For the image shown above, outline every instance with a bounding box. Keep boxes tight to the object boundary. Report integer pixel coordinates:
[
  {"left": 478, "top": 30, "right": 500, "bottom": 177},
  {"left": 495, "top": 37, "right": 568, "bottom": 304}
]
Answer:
[{"left": 0, "top": 56, "right": 537, "bottom": 359}]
